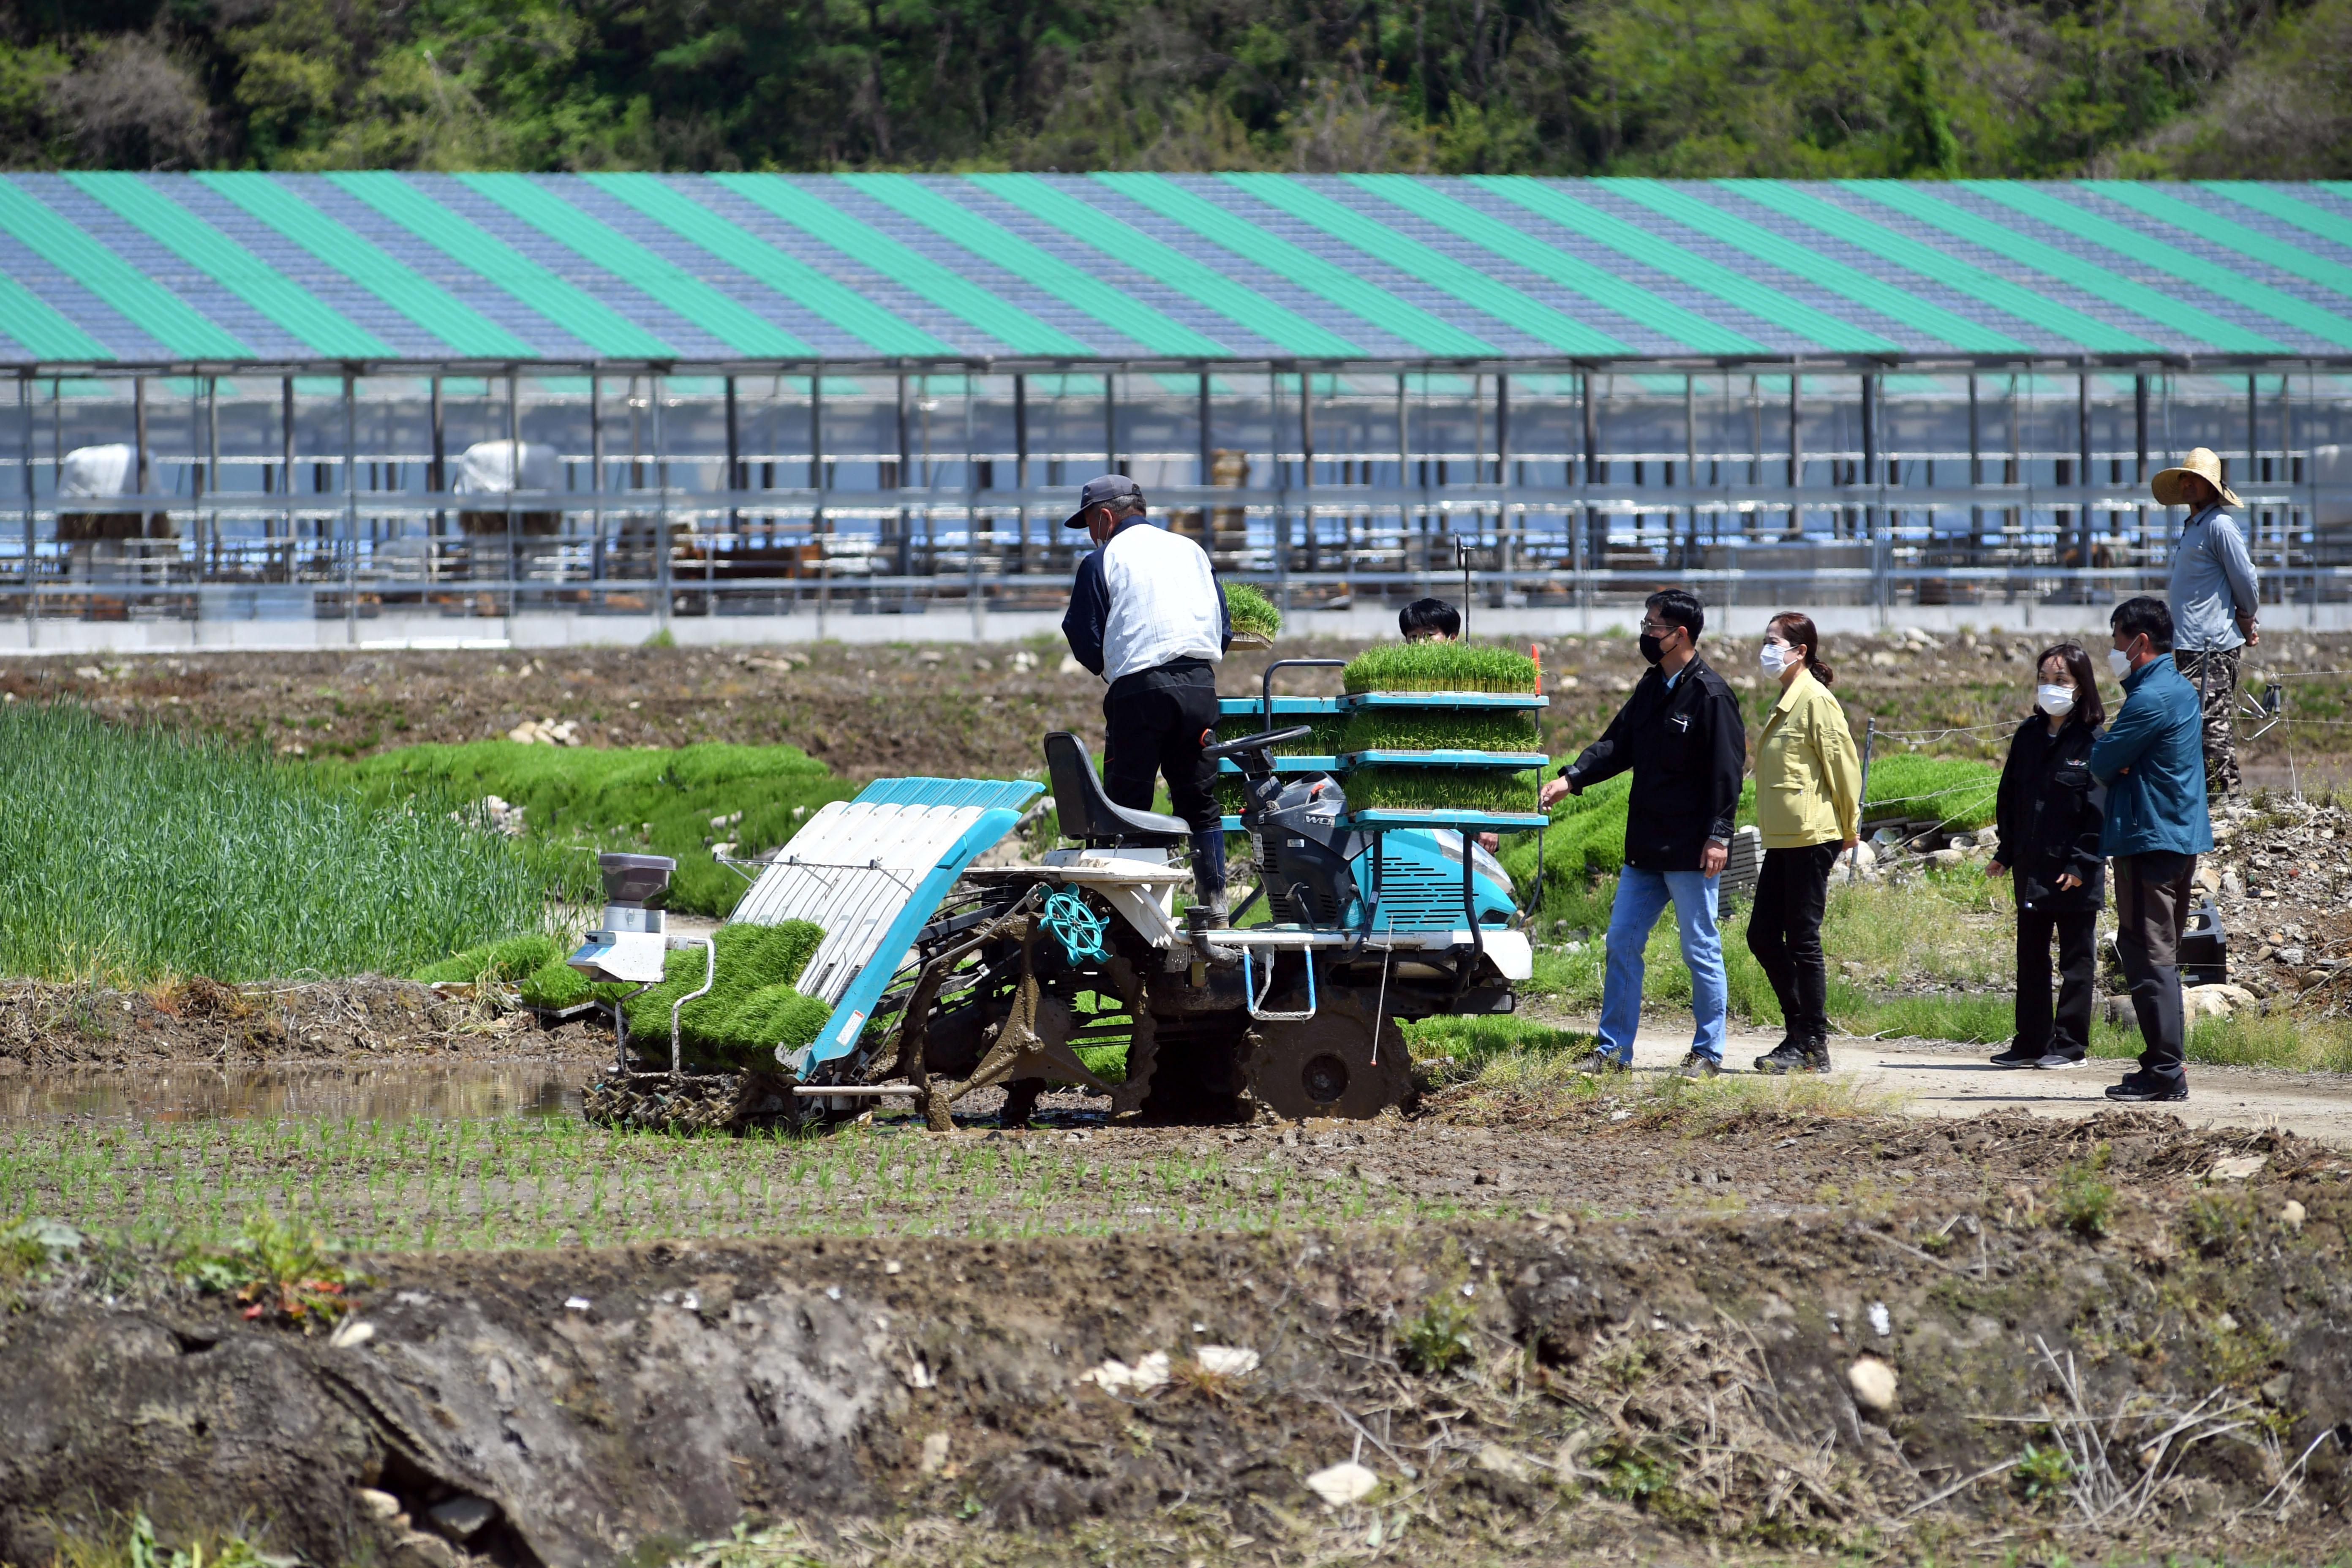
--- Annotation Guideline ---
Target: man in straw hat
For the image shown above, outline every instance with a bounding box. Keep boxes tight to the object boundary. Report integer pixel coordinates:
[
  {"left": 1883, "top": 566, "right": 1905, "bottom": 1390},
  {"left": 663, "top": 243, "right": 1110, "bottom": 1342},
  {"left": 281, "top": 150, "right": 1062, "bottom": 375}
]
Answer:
[{"left": 2153, "top": 447, "right": 2259, "bottom": 797}]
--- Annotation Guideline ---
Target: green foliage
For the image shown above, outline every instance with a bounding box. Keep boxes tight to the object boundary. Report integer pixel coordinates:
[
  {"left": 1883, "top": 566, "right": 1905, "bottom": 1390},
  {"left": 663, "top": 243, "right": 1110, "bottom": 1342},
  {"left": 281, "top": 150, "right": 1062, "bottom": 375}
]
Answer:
[
  {"left": 411, "top": 932, "right": 566, "bottom": 985},
  {"left": 327, "top": 739, "right": 859, "bottom": 918},
  {"left": 2013, "top": 1442, "right": 2074, "bottom": 1505},
  {"left": 1224, "top": 581, "right": 1281, "bottom": 639},
  {"left": 0, "top": 705, "right": 569, "bottom": 984},
  {"left": 50, "top": 1511, "right": 278, "bottom": 1568},
  {"left": 1397, "top": 1295, "right": 1478, "bottom": 1375},
  {"left": 1501, "top": 754, "right": 2001, "bottom": 919},
  {"left": 619, "top": 920, "right": 831, "bottom": 1069},
  {"left": 1343, "top": 642, "right": 1538, "bottom": 695},
  {"left": 1342, "top": 766, "right": 1540, "bottom": 813},
  {"left": 10, "top": 0, "right": 2327, "bottom": 175},
  {"left": 2049, "top": 1146, "right": 2115, "bottom": 1238},
  {"left": 1338, "top": 706, "right": 1540, "bottom": 755},
  {"left": 182, "top": 1212, "right": 359, "bottom": 1330}
]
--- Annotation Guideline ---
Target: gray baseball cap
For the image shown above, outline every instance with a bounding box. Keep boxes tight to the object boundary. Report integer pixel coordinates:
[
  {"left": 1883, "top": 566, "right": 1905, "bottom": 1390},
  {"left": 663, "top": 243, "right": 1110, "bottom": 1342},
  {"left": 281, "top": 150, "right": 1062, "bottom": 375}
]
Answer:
[{"left": 1061, "top": 473, "right": 1144, "bottom": 529}]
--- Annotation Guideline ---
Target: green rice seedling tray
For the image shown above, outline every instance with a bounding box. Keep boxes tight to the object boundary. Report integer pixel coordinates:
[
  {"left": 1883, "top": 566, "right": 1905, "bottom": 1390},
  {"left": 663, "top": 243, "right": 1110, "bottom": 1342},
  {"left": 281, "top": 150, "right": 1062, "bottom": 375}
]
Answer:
[
  {"left": 1341, "top": 642, "right": 1538, "bottom": 694},
  {"left": 1337, "top": 750, "right": 1549, "bottom": 769}
]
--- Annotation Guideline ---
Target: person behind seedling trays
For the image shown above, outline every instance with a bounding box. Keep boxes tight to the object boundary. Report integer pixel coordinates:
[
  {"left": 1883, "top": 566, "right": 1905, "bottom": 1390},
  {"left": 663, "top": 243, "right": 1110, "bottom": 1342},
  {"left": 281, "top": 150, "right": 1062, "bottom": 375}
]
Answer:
[{"left": 1393, "top": 597, "right": 1497, "bottom": 851}]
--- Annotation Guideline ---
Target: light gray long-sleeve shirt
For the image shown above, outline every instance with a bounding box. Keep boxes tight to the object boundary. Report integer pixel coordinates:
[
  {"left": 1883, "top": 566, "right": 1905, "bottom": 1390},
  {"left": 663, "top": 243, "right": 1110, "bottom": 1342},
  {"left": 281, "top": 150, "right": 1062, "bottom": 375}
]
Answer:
[{"left": 2167, "top": 504, "right": 2260, "bottom": 652}]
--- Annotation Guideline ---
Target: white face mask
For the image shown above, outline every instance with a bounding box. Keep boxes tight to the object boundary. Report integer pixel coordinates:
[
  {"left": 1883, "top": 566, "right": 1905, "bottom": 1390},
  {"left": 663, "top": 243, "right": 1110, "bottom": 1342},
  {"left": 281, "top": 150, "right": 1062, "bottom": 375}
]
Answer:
[
  {"left": 2107, "top": 647, "right": 2134, "bottom": 681},
  {"left": 2036, "top": 683, "right": 2076, "bottom": 717},
  {"left": 1759, "top": 643, "right": 1789, "bottom": 675}
]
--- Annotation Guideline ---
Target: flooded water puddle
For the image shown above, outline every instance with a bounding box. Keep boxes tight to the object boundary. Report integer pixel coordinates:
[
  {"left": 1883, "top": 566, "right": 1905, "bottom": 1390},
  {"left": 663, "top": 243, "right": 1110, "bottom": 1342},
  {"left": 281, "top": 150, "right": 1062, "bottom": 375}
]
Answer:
[{"left": 0, "top": 1059, "right": 591, "bottom": 1124}]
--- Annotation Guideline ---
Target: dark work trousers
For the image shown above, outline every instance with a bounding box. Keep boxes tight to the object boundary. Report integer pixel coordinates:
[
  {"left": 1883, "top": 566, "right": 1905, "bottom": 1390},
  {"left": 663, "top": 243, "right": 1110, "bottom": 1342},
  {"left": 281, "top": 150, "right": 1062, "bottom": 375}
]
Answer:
[
  {"left": 2015, "top": 906, "right": 2098, "bottom": 1060},
  {"left": 1103, "top": 662, "right": 1221, "bottom": 814},
  {"left": 2114, "top": 850, "right": 2197, "bottom": 1084},
  {"left": 1745, "top": 841, "right": 1841, "bottom": 1045}
]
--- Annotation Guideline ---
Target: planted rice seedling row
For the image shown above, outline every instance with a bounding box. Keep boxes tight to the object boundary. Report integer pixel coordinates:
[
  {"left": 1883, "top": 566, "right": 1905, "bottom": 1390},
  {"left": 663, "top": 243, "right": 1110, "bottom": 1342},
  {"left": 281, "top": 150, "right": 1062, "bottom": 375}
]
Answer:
[{"left": 0, "top": 1116, "right": 1501, "bottom": 1255}]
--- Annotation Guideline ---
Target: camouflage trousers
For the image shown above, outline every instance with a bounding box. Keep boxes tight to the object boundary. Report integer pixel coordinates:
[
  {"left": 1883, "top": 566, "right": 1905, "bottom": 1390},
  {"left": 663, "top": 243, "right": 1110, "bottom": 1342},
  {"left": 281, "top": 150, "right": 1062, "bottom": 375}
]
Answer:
[{"left": 2172, "top": 647, "right": 2241, "bottom": 798}]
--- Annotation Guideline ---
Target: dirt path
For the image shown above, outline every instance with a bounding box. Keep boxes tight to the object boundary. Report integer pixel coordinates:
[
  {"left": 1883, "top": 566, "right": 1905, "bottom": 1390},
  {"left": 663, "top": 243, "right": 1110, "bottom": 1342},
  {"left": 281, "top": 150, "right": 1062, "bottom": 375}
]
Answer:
[{"left": 1609, "top": 1016, "right": 2352, "bottom": 1143}]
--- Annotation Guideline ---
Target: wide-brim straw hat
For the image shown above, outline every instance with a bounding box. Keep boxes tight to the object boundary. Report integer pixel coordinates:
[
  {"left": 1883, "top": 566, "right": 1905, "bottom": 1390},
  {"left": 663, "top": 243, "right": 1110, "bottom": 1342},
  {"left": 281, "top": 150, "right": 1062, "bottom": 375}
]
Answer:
[{"left": 2151, "top": 446, "right": 2243, "bottom": 509}]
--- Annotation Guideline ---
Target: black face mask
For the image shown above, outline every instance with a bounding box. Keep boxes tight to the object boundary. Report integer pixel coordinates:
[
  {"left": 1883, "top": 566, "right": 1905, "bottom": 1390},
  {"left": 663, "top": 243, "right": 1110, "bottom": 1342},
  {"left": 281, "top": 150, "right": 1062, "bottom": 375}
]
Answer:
[{"left": 1638, "top": 632, "right": 1666, "bottom": 666}]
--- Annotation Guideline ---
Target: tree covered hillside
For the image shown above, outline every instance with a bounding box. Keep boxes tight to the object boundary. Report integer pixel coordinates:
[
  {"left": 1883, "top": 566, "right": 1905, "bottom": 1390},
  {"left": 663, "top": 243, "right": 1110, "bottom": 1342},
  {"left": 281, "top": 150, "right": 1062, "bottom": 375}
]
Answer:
[{"left": 2, "top": 0, "right": 2347, "bottom": 177}]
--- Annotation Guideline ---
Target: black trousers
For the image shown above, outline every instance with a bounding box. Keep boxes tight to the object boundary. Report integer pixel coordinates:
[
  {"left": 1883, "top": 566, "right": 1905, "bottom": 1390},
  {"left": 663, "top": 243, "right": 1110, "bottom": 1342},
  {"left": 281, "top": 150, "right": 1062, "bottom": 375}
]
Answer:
[
  {"left": 2015, "top": 906, "right": 2098, "bottom": 1059},
  {"left": 1746, "top": 841, "right": 1840, "bottom": 1044},
  {"left": 1102, "top": 667, "right": 1220, "bottom": 834},
  {"left": 2115, "top": 850, "right": 2197, "bottom": 1083}
]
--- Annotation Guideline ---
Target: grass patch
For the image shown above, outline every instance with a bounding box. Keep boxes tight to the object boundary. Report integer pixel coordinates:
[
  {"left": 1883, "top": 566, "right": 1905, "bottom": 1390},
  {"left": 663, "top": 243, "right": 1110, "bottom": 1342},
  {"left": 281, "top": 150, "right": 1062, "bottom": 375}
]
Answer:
[
  {"left": 324, "top": 740, "right": 860, "bottom": 919},
  {"left": 1342, "top": 642, "right": 1538, "bottom": 694},
  {"left": 0, "top": 704, "right": 572, "bottom": 984},
  {"left": 1502, "top": 756, "right": 2001, "bottom": 920},
  {"left": 1224, "top": 581, "right": 1281, "bottom": 639}
]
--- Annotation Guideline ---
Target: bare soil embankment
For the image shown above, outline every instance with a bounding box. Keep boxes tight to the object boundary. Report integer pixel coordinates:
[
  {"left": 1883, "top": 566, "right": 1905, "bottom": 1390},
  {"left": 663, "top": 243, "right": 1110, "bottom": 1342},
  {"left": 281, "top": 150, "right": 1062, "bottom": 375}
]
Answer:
[
  {"left": 12, "top": 632, "right": 2347, "bottom": 785},
  {"left": 0, "top": 1112, "right": 2345, "bottom": 1568}
]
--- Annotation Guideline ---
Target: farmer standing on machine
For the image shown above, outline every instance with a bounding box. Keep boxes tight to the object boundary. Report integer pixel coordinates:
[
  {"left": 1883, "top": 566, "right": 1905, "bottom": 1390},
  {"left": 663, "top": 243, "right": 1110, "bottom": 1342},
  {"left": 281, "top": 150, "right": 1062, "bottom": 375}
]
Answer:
[{"left": 1060, "top": 474, "right": 1235, "bottom": 920}]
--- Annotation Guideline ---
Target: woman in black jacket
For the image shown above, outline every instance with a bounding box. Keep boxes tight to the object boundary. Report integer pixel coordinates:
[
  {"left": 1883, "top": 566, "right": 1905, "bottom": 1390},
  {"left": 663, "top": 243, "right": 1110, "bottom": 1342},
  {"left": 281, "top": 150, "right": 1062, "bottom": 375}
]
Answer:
[{"left": 1986, "top": 642, "right": 2108, "bottom": 1069}]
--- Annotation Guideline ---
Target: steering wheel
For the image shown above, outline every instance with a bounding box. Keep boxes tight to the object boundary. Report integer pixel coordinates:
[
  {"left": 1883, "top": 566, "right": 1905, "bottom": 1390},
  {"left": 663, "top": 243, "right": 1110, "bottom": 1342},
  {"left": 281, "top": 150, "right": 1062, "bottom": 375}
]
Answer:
[{"left": 1202, "top": 725, "right": 1311, "bottom": 762}]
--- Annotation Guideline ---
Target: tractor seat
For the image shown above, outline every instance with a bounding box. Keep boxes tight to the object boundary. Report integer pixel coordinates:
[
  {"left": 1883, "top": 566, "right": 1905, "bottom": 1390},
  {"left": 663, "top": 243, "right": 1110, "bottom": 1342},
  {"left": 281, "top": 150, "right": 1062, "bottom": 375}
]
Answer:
[{"left": 1042, "top": 732, "right": 1191, "bottom": 847}]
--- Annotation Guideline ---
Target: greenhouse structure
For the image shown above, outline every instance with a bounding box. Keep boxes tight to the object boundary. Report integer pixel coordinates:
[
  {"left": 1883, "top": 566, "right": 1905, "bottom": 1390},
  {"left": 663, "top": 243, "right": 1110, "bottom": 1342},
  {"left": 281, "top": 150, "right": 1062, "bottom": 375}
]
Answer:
[{"left": 4, "top": 171, "right": 2352, "bottom": 648}]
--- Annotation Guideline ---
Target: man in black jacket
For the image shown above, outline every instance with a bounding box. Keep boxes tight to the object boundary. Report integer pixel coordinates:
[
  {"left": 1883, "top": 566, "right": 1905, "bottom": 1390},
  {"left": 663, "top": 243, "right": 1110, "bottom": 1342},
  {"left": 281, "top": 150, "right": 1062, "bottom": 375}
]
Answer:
[{"left": 1539, "top": 590, "right": 1746, "bottom": 1077}]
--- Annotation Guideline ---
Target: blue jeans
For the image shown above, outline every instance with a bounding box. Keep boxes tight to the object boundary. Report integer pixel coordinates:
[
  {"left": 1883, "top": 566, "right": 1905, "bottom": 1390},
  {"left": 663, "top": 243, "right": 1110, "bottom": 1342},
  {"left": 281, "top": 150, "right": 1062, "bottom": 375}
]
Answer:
[{"left": 1598, "top": 866, "right": 1727, "bottom": 1064}]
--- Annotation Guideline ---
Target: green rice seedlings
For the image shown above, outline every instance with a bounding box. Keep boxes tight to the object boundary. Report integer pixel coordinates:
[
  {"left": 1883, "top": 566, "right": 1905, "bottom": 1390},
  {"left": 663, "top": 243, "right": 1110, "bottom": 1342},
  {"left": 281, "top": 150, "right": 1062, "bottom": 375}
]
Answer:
[
  {"left": 615, "top": 920, "right": 830, "bottom": 1069},
  {"left": 1341, "top": 642, "right": 1539, "bottom": 694},
  {"left": 1343, "top": 767, "right": 1541, "bottom": 814},
  {"left": 1337, "top": 706, "right": 1540, "bottom": 756},
  {"left": 1224, "top": 581, "right": 1282, "bottom": 640}
]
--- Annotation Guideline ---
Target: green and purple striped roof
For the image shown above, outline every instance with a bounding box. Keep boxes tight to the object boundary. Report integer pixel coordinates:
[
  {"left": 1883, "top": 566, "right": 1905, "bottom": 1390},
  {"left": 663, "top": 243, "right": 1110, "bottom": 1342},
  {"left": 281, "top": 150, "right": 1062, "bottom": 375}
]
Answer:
[{"left": 4, "top": 174, "right": 2352, "bottom": 369}]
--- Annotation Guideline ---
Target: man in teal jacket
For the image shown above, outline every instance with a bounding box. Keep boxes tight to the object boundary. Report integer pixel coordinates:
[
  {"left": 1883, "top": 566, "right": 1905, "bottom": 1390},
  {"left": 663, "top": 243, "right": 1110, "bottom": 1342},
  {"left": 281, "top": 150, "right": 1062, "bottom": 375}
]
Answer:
[{"left": 2088, "top": 596, "right": 2214, "bottom": 1103}]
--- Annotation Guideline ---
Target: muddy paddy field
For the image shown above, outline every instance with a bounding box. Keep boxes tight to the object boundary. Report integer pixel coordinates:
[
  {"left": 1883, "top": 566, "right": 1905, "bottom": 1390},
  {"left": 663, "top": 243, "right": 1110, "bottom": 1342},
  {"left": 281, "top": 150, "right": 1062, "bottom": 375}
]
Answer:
[{"left": 3, "top": 640, "right": 2352, "bottom": 1565}]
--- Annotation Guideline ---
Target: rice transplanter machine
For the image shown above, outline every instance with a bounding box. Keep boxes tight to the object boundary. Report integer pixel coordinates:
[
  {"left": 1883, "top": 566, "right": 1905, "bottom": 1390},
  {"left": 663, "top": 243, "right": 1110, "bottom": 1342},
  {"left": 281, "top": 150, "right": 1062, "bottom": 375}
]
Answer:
[{"left": 569, "top": 660, "right": 1547, "bottom": 1125}]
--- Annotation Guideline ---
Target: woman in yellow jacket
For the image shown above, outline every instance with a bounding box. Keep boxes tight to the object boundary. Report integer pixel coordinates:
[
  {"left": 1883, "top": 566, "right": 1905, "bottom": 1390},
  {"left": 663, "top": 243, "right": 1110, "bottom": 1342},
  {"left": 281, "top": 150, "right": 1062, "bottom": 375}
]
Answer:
[{"left": 1748, "top": 612, "right": 1863, "bottom": 1074}]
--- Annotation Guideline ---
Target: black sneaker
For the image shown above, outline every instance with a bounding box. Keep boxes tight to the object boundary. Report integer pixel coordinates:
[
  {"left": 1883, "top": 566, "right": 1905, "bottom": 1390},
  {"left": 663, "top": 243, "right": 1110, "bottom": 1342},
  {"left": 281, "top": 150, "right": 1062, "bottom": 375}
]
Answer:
[
  {"left": 1673, "top": 1051, "right": 1720, "bottom": 1078},
  {"left": 1988, "top": 1042, "right": 2044, "bottom": 1068},
  {"left": 2105, "top": 1073, "right": 2187, "bottom": 1102},
  {"left": 1754, "top": 1038, "right": 1830, "bottom": 1075},
  {"left": 1573, "top": 1048, "right": 1630, "bottom": 1076},
  {"left": 2031, "top": 1052, "right": 2086, "bottom": 1070}
]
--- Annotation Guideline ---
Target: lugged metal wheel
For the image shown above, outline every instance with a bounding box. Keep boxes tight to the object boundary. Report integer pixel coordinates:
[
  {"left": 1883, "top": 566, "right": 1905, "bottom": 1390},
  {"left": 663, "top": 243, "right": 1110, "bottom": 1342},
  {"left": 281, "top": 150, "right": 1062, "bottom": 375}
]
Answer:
[{"left": 1241, "top": 989, "right": 1412, "bottom": 1122}]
